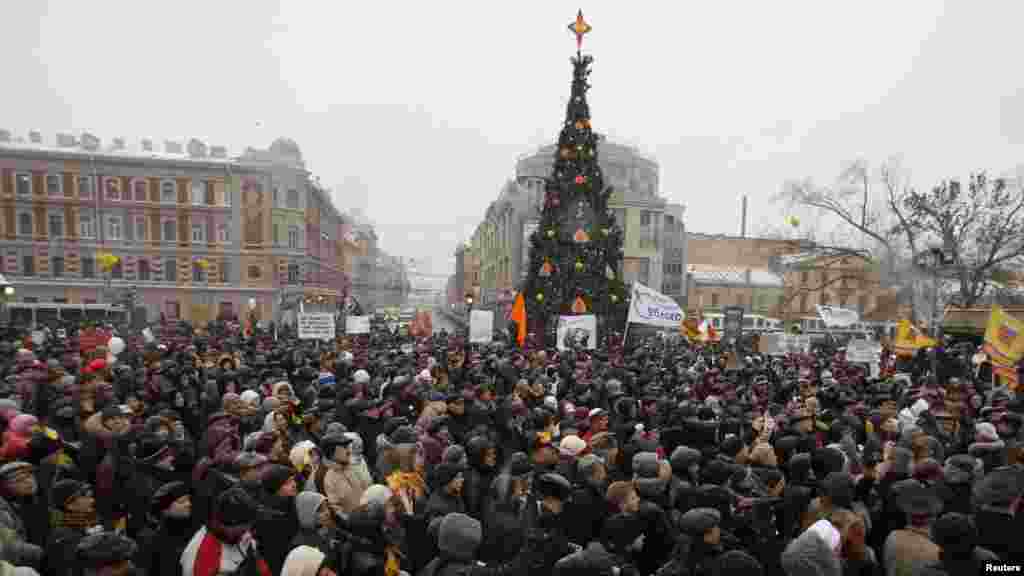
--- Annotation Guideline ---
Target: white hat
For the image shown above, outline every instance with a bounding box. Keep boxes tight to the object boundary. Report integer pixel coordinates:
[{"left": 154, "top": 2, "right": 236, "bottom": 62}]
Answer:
[
  {"left": 353, "top": 369, "right": 370, "bottom": 385},
  {"left": 588, "top": 408, "right": 608, "bottom": 419}
]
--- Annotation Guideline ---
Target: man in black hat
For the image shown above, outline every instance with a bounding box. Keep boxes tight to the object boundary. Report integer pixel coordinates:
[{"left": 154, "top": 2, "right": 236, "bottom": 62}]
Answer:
[
  {"left": 883, "top": 480, "right": 942, "bottom": 576},
  {"left": 76, "top": 531, "right": 137, "bottom": 576},
  {"left": 317, "top": 432, "right": 368, "bottom": 515},
  {"left": 521, "top": 473, "right": 574, "bottom": 575}
]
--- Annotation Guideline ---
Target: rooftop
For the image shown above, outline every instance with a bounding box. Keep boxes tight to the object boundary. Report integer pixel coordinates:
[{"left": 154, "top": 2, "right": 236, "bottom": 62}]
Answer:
[
  {"left": 0, "top": 129, "right": 240, "bottom": 165},
  {"left": 689, "top": 264, "right": 784, "bottom": 287}
]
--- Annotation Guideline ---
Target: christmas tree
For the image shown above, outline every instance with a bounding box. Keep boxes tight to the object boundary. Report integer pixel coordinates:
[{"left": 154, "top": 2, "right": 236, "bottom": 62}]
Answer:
[{"left": 521, "top": 11, "right": 628, "bottom": 347}]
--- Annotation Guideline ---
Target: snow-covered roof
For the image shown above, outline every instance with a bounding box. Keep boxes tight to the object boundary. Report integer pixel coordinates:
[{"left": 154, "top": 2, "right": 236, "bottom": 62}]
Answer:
[
  {"left": 0, "top": 137, "right": 238, "bottom": 166},
  {"left": 690, "top": 265, "right": 783, "bottom": 287}
]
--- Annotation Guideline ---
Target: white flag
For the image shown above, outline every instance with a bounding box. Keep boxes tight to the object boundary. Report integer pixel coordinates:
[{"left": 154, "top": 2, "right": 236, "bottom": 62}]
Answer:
[{"left": 627, "top": 282, "right": 685, "bottom": 329}]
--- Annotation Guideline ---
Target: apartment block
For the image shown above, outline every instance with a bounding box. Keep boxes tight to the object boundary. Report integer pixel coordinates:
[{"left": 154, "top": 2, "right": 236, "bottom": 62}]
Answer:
[{"left": 0, "top": 131, "right": 357, "bottom": 324}]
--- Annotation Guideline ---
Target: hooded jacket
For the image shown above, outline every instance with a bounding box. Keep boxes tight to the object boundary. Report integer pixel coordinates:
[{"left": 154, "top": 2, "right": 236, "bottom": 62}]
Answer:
[
  {"left": 291, "top": 491, "right": 329, "bottom": 552},
  {"left": 780, "top": 527, "right": 842, "bottom": 576}
]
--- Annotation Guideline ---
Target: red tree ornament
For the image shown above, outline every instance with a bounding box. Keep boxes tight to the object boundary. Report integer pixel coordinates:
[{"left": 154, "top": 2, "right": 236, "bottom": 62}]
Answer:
[{"left": 575, "top": 175, "right": 586, "bottom": 185}]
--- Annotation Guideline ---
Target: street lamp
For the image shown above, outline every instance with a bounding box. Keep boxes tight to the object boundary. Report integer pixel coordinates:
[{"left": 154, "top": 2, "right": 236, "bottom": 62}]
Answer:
[
  {"left": 915, "top": 246, "right": 954, "bottom": 379},
  {"left": 0, "top": 275, "right": 12, "bottom": 325}
]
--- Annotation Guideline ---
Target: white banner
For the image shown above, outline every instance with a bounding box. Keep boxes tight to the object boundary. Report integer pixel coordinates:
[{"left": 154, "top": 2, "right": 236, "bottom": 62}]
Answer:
[
  {"left": 816, "top": 305, "right": 860, "bottom": 328},
  {"left": 759, "top": 333, "right": 811, "bottom": 355},
  {"left": 297, "top": 313, "right": 336, "bottom": 341},
  {"left": 846, "top": 339, "right": 882, "bottom": 364},
  {"left": 627, "top": 282, "right": 685, "bottom": 328},
  {"left": 345, "top": 315, "right": 371, "bottom": 335},
  {"left": 557, "top": 315, "right": 597, "bottom": 351},
  {"left": 469, "top": 310, "right": 494, "bottom": 343}
]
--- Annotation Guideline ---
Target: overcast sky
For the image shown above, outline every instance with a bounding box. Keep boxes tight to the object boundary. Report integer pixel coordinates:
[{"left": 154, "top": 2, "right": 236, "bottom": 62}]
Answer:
[{"left": 5, "top": 1, "right": 1024, "bottom": 275}]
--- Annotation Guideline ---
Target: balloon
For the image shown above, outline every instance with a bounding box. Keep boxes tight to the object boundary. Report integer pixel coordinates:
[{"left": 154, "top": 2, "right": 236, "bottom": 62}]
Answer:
[{"left": 108, "top": 336, "right": 125, "bottom": 356}]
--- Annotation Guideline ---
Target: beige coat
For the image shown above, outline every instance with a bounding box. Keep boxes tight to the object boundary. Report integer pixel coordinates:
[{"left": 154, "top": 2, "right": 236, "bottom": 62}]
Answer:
[
  {"left": 883, "top": 528, "right": 939, "bottom": 576},
  {"left": 322, "top": 462, "right": 371, "bottom": 514}
]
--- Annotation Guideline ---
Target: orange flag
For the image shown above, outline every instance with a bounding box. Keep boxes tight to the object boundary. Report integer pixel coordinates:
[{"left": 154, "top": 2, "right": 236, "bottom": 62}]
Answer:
[{"left": 510, "top": 292, "right": 527, "bottom": 347}]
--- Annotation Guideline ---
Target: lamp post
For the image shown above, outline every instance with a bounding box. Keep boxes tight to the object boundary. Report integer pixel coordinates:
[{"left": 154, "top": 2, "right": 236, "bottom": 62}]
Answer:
[
  {"left": 915, "top": 246, "right": 954, "bottom": 380},
  {"left": 464, "top": 292, "right": 474, "bottom": 354},
  {"left": 0, "top": 275, "right": 13, "bottom": 326}
]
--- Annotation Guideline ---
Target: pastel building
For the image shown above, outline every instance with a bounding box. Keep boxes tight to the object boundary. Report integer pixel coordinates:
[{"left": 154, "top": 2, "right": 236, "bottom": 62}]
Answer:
[{"left": 0, "top": 130, "right": 358, "bottom": 324}]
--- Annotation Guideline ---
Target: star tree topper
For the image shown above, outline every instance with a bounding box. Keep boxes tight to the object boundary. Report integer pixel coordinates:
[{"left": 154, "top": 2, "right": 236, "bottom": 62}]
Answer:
[{"left": 568, "top": 10, "right": 592, "bottom": 51}]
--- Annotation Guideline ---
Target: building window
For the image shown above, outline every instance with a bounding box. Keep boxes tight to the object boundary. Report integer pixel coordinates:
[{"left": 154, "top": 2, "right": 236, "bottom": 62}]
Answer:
[
  {"left": 51, "top": 257, "right": 64, "bottom": 277},
  {"left": 191, "top": 181, "right": 205, "bottom": 205},
  {"left": 166, "top": 301, "right": 180, "bottom": 319},
  {"left": 191, "top": 224, "right": 206, "bottom": 243},
  {"left": 223, "top": 188, "right": 232, "bottom": 207},
  {"left": 133, "top": 179, "right": 147, "bottom": 202},
  {"left": 107, "top": 216, "right": 122, "bottom": 240},
  {"left": 161, "top": 180, "right": 176, "bottom": 203},
  {"left": 639, "top": 211, "right": 651, "bottom": 226},
  {"left": 78, "top": 176, "right": 93, "bottom": 199},
  {"left": 48, "top": 213, "right": 64, "bottom": 237},
  {"left": 80, "top": 213, "right": 96, "bottom": 238},
  {"left": 248, "top": 265, "right": 262, "bottom": 279},
  {"left": 17, "top": 212, "right": 32, "bottom": 236},
  {"left": 134, "top": 216, "right": 146, "bottom": 242},
  {"left": 273, "top": 187, "right": 280, "bottom": 206},
  {"left": 15, "top": 173, "right": 31, "bottom": 197},
  {"left": 219, "top": 261, "right": 230, "bottom": 283},
  {"left": 800, "top": 270, "right": 809, "bottom": 284},
  {"left": 217, "top": 224, "right": 229, "bottom": 243},
  {"left": 22, "top": 256, "right": 34, "bottom": 276},
  {"left": 192, "top": 261, "right": 206, "bottom": 282},
  {"left": 288, "top": 264, "right": 300, "bottom": 284},
  {"left": 162, "top": 220, "right": 177, "bottom": 242},
  {"left": 138, "top": 259, "right": 150, "bottom": 281},
  {"left": 273, "top": 223, "right": 280, "bottom": 246},
  {"left": 81, "top": 257, "right": 95, "bottom": 278},
  {"left": 710, "top": 293, "right": 719, "bottom": 307},
  {"left": 204, "top": 182, "right": 214, "bottom": 205},
  {"left": 165, "top": 260, "right": 178, "bottom": 282},
  {"left": 288, "top": 226, "right": 299, "bottom": 249},
  {"left": 859, "top": 294, "right": 869, "bottom": 313},
  {"left": 286, "top": 189, "right": 299, "bottom": 209},
  {"left": 47, "top": 174, "right": 62, "bottom": 197},
  {"left": 105, "top": 178, "right": 120, "bottom": 200}
]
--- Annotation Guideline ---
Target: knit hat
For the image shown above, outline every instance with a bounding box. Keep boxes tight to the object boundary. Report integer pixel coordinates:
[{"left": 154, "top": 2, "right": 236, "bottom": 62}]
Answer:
[
  {"left": 360, "top": 484, "right": 393, "bottom": 508},
  {"left": 0, "top": 461, "right": 33, "bottom": 484},
  {"left": 944, "top": 454, "right": 981, "bottom": 485},
  {"left": 216, "top": 486, "right": 262, "bottom": 526},
  {"left": 390, "top": 425, "right": 419, "bottom": 446},
  {"left": 437, "top": 512, "right": 482, "bottom": 561},
  {"left": 51, "top": 479, "right": 91, "bottom": 510},
  {"left": 821, "top": 472, "right": 854, "bottom": 509},
  {"left": 442, "top": 445, "right": 467, "bottom": 466},
  {"left": 576, "top": 454, "right": 603, "bottom": 478},
  {"left": 151, "top": 481, "right": 189, "bottom": 515},
  {"left": 973, "top": 467, "right": 1023, "bottom": 508},
  {"left": 976, "top": 422, "right": 1000, "bottom": 443},
  {"left": 75, "top": 531, "right": 137, "bottom": 569},
  {"left": 632, "top": 451, "right": 661, "bottom": 479},
  {"left": 715, "top": 550, "right": 764, "bottom": 576},
  {"left": 559, "top": 435, "right": 587, "bottom": 458},
  {"left": 679, "top": 507, "right": 721, "bottom": 535},
  {"left": 507, "top": 452, "right": 533, "bottom": 478},
  {"left": 534, "top": 473, "right": 572, "bottom": 500},
  {"left": 433, "top": 462, "right": 466, "bottom": 489},
  {"left": 261, "top": 464, "right": 295, "bottom": 495},
  {"left": 282, "top": 545, "right": 327, "bottom": 576},
  {"left": 235, "top": 451, "right": 269, "bottom": 471}
]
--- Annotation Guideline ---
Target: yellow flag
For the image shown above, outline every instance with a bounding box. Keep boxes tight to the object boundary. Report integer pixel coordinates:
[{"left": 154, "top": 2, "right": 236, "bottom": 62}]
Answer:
[
  {"left": 893, "top": 319, "right": 937, "bottom": 357},
  {"left": 983, "top": 305, "right": 1024, "bottom": 389}
]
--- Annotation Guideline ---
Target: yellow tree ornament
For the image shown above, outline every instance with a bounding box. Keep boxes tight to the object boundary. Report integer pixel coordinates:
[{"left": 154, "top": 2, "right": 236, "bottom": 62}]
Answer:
[
  {"left": 196, "top": 258, "right": 210, "bottom": 270},
  {"left": 785, "top": 215, "right": 801, "bottom": 228}
]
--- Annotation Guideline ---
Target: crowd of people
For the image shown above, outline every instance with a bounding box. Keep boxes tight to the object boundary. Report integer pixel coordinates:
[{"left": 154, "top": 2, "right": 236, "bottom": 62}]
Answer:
[{"left": 0, "top": 317, "right": 1018, "bottom": 575}]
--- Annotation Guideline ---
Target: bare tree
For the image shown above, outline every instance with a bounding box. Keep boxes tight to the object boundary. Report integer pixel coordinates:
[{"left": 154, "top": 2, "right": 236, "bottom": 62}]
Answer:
[{"left": 894, "top": 173, "right": 1024, "bottom": 307}]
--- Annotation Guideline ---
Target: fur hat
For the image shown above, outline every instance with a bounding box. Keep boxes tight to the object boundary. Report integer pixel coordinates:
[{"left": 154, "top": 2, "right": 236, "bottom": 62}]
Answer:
[
  {"left": 261, "top": 464, "right": 295, "bottom": 495},
  {"left": 534, "top": 473, "right": 572, "bottom": 501},
  {"left": 437, "top": 512, "right": 482, "bottom": 561},
  {"left": 151, "top": 481, "right": 189, "bottom": 515}
]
